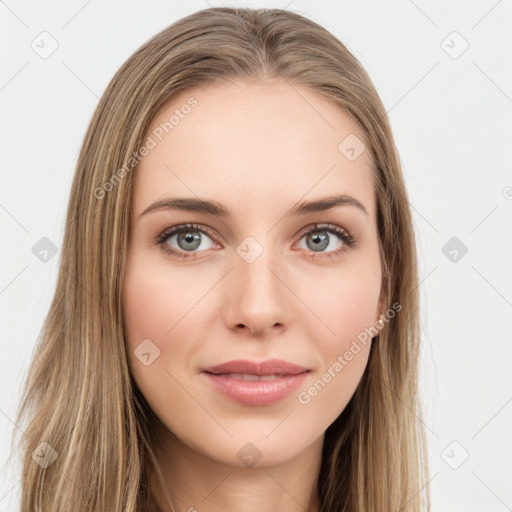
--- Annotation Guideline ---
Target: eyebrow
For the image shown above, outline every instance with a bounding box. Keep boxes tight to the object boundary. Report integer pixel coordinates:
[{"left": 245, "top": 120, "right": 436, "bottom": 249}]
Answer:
[{"left": 139, "top": 193, "right": 368, "bottom": 219}]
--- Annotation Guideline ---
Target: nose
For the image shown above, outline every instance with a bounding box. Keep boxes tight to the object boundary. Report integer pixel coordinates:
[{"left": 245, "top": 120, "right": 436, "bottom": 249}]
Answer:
[{"left": 222, "top": 249, "right": 287, "bottom": 337}]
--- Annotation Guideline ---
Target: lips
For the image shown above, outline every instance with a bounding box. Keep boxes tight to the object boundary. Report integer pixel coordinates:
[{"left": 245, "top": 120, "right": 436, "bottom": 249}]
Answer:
[
  {"left": 201, "top": 359, "right": 310, "bottom": 406},
  {"left": 201, "top": 358, "right": 309, "bottom": 377},
  {"left": 215, "top": 373, "right": 283, "bottom": 381}
]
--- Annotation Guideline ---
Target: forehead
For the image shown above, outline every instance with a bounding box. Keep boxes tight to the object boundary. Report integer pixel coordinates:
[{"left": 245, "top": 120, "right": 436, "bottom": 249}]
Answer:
[{"left": 132, "top": 78, "right": 376, "bottom": 220}]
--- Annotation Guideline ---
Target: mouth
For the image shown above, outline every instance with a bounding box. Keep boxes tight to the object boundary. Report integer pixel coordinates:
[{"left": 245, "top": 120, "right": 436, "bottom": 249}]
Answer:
[
  {"left": 200, "top": 359, "right": 310, "bottom": 406},
  {"left": 201, "top": 358, "right": 310, "bottom": 376},
  {"left": 205, "top": 372, "right": 299, "bottom": 381}
]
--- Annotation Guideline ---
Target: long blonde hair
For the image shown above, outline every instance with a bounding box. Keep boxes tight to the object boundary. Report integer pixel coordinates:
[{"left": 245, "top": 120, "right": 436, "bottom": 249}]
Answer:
[{"left": 11, "top": 7, "right": 430, "bottom": 511}]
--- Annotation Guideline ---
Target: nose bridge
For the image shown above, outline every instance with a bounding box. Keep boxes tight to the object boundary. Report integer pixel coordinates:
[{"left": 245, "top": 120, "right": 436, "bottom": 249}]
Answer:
[{"left": 225, "top": 234, "right": 287, "bottom": 333}]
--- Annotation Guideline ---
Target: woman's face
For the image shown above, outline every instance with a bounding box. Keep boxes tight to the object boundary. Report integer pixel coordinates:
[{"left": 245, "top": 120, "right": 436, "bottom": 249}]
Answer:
[{"left": 122, "top": 77, "right": 384, "bottom": 467}]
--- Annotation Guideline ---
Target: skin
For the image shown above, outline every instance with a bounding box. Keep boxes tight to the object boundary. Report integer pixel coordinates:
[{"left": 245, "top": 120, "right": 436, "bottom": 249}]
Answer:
[{"left": 122, "top": 77, "right": 385, "bottom": 512}]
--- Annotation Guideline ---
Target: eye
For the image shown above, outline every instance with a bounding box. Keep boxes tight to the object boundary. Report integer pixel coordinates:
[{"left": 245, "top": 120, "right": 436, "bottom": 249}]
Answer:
[
  {"left": 295, "top": 223, "right": 356, "bottom": 260},
  {"left": 155, "top": 222, "right": 356, "bottom": 260},
  {"left": 156, "top": 223, "right": 219, "bottom": 260}
]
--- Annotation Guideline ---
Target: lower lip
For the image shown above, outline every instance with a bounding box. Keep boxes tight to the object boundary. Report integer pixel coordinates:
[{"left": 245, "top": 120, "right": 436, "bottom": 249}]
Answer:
[{"left": 201, "top": 371, "right": 309, "bottom": 406}]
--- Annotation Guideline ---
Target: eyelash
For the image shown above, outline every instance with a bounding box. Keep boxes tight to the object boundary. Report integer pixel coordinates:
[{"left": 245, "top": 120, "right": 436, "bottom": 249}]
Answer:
[{"left": 155, "top": 222, "right": 357, "bottom": 261}]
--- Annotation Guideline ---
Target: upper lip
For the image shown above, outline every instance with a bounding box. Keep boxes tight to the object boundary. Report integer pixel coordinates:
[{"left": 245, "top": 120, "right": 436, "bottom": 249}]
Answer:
[{"left": 202, "top": 359, "right": 309, "bottom": 376}]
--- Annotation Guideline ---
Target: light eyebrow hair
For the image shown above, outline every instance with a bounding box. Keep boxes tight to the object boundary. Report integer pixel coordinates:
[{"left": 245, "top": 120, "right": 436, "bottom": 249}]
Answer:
[{"left": 139, "top": 193, "right": 368, "bottom": 219}]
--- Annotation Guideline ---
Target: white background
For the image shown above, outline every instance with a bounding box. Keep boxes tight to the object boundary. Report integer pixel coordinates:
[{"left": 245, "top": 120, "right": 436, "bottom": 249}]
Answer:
[{"left": 1, "top": 1, "right": 511, "bottom": 510}]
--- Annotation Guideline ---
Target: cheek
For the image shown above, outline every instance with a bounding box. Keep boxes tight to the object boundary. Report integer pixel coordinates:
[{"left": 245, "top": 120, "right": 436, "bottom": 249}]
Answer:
[
  {"left": 122, "top": 275, "right": 170, "bottom": 352},
  {"left": 122, "top": 255, "right": 201, "bottom": 346},
  {"left": 303, "top": 261, "right": 381, "bottom": 350},
  {"left": 328, "top": 281, "right": 379, "bottom": 342},
  {"left": 293, "top": 262, "right": 380, "bottom": 418},
  {"left": 122, "top": 256, "right": 214, "bottom": 410},
  {"left": 121, "top": 258, "right": 190, "bottom": 392}
]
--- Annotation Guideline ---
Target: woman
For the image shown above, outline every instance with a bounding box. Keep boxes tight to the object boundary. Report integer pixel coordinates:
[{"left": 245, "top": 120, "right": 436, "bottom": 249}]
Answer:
[{"left": 13, "top": 7, "right": 430, "bottom": 511}]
